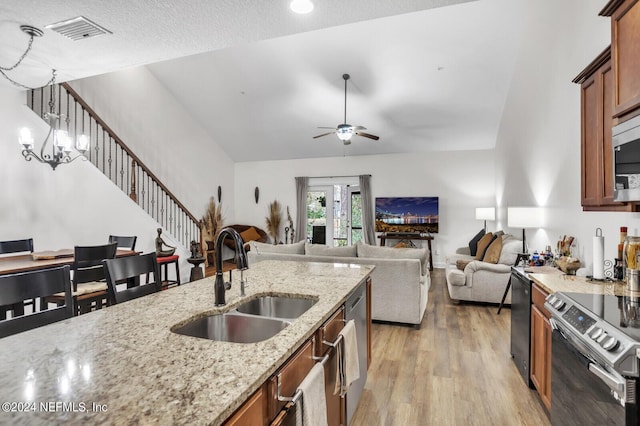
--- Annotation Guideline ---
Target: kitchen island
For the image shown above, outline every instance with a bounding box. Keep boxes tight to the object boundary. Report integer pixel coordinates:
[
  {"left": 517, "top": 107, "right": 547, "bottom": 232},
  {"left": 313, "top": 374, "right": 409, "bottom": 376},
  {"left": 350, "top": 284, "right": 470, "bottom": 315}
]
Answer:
[{"left": 0, "top": 260, "right": 373, "bottom": 425}]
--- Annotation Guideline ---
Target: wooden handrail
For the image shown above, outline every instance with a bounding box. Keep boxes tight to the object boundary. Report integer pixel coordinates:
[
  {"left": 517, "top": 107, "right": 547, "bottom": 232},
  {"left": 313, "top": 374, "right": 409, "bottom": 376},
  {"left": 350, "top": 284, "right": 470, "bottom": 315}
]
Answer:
[
  {"left": 61, "top": 83, "right": 200, "bottom": 226},
  {"left": 25, "top": 83, "right": 202, "bottom": 248}
]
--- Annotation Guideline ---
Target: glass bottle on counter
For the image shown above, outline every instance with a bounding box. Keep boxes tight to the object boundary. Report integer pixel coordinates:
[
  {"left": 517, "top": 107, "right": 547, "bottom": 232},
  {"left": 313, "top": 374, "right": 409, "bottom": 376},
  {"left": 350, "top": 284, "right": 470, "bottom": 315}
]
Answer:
[
  {"left": 619, "top": 227, "right": 628, "bottom": 260},
  {"left": 623, "top": 236, "right": 640, "bottom": 282}
]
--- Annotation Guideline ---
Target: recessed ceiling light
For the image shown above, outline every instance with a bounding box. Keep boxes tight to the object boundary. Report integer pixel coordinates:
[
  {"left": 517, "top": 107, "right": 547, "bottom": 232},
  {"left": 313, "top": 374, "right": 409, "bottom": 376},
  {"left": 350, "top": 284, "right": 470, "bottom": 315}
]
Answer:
[{"left": 290, "top": 0, "right": 314, "bottom": 14}]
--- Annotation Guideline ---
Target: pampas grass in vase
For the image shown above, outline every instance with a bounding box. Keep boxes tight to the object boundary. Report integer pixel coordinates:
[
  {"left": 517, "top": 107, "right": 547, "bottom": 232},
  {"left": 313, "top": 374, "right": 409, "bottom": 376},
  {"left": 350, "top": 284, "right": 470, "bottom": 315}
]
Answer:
[
  {"left": 202, "top": 196, "right": 224, "bottom": 247},
  {"left": 266, "top": 200, "right": 282, "bottom": 244}
]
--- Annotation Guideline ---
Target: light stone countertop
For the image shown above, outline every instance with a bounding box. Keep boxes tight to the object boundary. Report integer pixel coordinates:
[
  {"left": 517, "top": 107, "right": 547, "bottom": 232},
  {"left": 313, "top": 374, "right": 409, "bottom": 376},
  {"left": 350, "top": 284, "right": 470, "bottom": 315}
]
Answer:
[
  {"left": 529, "top": 271, "right": 629, "bottom": 296},
  {"left": 0, "top": 260, "right": 374, "bottom": 426}
]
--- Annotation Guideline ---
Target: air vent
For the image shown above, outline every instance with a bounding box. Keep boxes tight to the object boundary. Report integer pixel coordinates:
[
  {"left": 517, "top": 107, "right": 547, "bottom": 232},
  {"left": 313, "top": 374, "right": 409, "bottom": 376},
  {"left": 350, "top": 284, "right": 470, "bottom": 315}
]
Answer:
[{"left": 45, "top": 16, "right": 111, "bottom": 41}]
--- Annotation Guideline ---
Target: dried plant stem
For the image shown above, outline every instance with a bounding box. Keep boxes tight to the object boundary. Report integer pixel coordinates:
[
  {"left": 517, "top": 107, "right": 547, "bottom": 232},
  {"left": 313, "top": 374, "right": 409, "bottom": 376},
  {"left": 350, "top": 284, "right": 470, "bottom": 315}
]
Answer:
[{"left": 266, "top": 200, "right": 283, "bottom": 244}]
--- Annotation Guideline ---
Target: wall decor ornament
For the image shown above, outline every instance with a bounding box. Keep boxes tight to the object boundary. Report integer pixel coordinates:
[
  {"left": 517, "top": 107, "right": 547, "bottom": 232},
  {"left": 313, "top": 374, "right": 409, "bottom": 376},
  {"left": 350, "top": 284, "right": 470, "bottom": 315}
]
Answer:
[
  {"left": 217, "top": 186, "right": 222, "bottom": 203},
  {"left": 255, "top": 187, "right": 259, "bottom": 204}
]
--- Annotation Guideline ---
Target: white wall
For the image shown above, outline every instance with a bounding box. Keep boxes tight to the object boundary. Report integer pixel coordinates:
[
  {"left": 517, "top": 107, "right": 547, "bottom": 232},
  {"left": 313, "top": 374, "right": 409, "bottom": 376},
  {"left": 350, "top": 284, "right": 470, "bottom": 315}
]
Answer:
[
  {"left": 234, "top": 150, "right": 496, "bottom": 267},
  {"left": 495, "top": 0, "right": 638, "bottom": 273},
  {"left": 0, "top": 85, "right": 192, "bottom": 279},
  {"left": 69, "top": 67, "right": 235, "bottom": 221}
]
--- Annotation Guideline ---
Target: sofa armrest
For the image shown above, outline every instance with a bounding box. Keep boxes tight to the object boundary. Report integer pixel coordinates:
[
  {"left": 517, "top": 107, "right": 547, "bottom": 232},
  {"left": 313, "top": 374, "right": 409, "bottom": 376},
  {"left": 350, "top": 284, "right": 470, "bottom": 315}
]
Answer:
[
  {"left": 455, "top": 246, "right": 471, "bottom": 255},
  {"left": 464, "top": 261, "right": 511, "bottom": 274}
]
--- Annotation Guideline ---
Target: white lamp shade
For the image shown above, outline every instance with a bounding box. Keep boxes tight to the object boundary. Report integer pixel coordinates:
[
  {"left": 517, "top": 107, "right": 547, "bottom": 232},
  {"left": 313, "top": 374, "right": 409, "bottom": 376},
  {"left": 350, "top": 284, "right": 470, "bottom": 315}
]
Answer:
[
  {"left": 475, "top": 207, "right": 495, "bottom": 221},
  {"left": 507, "top": 207, "right": 544, "bottom": 228}
]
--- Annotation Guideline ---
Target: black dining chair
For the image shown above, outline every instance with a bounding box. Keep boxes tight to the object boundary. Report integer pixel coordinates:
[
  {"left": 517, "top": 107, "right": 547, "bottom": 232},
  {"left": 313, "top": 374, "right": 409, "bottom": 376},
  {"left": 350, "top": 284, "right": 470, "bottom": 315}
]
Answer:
[
  {"left": 43, "top": 242, "right": 117, "bottom": 315},
  {"left": 103, "top": 252, "right": 161, "bottom": 305},
  {"left": 0, "top": 265, "right": 73, "bottom": 338},
  {"left": 0, "top": 238, "right": 34, "bottom": 254},
  {"left": 108, "top": 235, "right": 137, "bottom": 251},
  {"left": 0, "top": 238, "right": 35, "bottom": 318}
]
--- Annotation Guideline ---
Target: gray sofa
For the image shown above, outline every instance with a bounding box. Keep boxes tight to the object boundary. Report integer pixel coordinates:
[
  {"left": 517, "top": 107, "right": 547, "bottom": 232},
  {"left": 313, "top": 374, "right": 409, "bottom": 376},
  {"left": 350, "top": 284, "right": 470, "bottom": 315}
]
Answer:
[
  {"left": 247, "top": 241, "right": 430, "bottom": 327},
  {"left": 445, "top": 234, "right": 522, "bottom": 304}
]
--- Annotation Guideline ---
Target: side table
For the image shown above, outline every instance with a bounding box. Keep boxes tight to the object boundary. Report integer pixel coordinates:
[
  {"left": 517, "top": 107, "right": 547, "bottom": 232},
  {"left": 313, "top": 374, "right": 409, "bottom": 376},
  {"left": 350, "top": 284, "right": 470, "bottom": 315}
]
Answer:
[{"left": 187, "top": 256, "right": 205, "bottom": 282}]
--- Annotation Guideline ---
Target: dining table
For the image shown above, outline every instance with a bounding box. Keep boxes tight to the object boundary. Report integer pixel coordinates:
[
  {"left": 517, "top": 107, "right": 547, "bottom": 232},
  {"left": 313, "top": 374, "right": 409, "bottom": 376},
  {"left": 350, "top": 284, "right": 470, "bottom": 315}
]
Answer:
[
  {"left": 0, "top": 249, "right": 138, "bottom": 276},
  {"left": 0, "top": 249, "right": 139, "bottom": 317}
]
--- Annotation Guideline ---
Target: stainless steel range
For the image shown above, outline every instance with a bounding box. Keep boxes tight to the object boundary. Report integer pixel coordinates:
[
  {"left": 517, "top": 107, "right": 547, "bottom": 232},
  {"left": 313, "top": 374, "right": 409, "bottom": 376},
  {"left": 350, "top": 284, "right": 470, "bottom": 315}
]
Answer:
[{"left": 545, "top": 292, "right": 640, "bottom": 425}]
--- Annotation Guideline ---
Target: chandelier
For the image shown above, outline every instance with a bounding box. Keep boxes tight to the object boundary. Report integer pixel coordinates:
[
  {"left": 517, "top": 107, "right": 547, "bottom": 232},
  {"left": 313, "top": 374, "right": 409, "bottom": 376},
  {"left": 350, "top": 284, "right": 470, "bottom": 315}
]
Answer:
[
  {"left": 2, "top": 24, "right": 89, "bottom": 170},
  {"left": 18, "top": 72, "right": 90, "bottom": 170}
]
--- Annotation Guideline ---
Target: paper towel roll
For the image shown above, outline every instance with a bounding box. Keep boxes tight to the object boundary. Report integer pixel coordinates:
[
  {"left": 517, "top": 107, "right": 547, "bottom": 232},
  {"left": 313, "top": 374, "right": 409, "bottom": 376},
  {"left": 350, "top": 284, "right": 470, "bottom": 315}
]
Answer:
[{"left": 593, "top": 229, "right": 605, "bottom": 280}]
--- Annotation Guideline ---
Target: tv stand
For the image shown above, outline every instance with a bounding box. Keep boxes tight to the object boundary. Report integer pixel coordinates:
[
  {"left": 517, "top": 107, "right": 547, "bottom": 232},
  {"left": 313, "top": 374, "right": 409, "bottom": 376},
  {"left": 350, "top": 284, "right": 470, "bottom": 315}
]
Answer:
[{"left": 378, "top": 233, "right": 434, "bottom": 271}]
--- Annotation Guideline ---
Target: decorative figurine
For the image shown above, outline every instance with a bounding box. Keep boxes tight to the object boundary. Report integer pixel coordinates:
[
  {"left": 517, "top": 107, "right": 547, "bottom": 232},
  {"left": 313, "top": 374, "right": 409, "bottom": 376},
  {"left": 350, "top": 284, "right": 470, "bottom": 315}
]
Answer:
[
  {"left": 155, "top": 228, "right": 176, "bottom": 257},
  {"left": 286, "top": 206, "right": 295, "bottom": 243}
]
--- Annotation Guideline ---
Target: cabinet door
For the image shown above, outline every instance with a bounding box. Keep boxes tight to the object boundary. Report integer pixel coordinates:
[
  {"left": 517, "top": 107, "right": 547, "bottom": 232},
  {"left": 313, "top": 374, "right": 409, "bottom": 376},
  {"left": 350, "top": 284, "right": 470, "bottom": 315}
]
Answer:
[
  {"left": 530, "top": 305, "right": 551, "bottom": 411},
  {"left": 316, "top": 308, "right": 346, "bottom": 426},
  {"left": 267, "top": 339, "right": 315, "bottom": 420},
  {"left": 610, "top": 0, "right": 640, "bottom": 119},
  {"left": 580, "top": 53, "right": 630, "bottom": 210},
  {"left": 581, "top": 72, "right": 601, "bottom": 207},
  {"left": 224, "top": 386, "right": 267, "bottom": 426}
]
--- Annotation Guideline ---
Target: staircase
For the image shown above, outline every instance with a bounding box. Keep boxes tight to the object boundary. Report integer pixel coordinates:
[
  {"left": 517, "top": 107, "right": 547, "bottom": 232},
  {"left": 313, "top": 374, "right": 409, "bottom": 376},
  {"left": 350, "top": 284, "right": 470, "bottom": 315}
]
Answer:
[{"left": 26, "top": 83, "right": 201, "bottom": 249}]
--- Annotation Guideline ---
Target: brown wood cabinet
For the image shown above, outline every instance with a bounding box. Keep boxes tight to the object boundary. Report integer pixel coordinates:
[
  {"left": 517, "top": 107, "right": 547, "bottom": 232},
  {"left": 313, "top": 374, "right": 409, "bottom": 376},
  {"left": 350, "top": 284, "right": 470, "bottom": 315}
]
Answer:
[
  {"left": 601, "top": 0, "right": 640, "bottom": 123},
  {"left": 226, "top": 278, "right": 371, "bottom": 425},
  {"left": 573, "top": 47, "right": 634, "bottom": 211},
  {"left": 224, "top": 386, "right": 268, "bottom": 426},
  {"left": 530, "top": 283, "right": 552, "bottom": 411},
  {"left": 316, "top": 308, "right": 346, "bottom": 426}
]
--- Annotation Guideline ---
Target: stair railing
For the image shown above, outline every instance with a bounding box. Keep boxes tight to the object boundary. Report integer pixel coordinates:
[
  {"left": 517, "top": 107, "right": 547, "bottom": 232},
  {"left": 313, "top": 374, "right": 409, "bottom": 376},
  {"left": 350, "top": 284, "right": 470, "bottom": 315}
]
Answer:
[{"left": 26, "top": 83, "right": 201, "bottom": 248}]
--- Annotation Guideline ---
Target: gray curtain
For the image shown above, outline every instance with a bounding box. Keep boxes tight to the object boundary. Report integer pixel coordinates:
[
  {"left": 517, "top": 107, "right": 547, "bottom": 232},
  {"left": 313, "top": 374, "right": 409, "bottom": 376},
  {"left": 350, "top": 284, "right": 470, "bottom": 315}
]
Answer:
[
  {"left": 295, "top": 177, "right": 308, "bottom": 242},
  {"left": 359, "top": 174, "right": 376, "bottom": 245}
]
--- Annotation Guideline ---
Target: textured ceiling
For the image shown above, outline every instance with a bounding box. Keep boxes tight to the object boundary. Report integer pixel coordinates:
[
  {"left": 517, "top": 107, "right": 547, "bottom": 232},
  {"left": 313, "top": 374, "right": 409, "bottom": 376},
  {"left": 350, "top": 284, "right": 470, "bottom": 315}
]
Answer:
[{"left": 1, "top": 0, "right": 525, "bottom": 161}]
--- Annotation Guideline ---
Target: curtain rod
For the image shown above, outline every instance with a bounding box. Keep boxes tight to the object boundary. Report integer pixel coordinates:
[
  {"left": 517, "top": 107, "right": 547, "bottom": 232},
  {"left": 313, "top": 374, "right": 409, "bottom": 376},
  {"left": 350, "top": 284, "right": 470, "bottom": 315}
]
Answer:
[{"left": 307, "top": 174, "right": 371, "bottom": 179}]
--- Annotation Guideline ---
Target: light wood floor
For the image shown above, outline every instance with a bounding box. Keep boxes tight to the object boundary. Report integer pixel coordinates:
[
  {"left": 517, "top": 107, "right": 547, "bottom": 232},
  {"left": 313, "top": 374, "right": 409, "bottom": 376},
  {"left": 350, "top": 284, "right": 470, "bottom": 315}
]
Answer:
[{"left": 351, "top": 268, "right": 550, "bottom": 426}]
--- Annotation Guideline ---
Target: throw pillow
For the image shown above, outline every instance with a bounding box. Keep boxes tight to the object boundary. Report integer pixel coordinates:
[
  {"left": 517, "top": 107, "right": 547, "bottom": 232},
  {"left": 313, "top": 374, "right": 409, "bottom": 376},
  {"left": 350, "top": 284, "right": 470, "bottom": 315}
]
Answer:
[
  {"left": 468, "top": 229, "right": 486, "bottom": 256},
  {"left": 456, "top": 258, "right": 472, "bottom": 271},
  {"left": 250, "top": 240, "right": 305, "bottom": 255},
  {"left": 474, "top": 232, "right": 495, "bottom": 260},
  {"left": 482, "top": 236, "right": 503, "bottom": 264},
  {"left": 305, "top": 242, "right": 357, "bottom": 257},
  {"left": 357, "top": 242, "right": 429, "bottom": 275},
  {"left": 240, "top": 226, "right": 262, "bottom": 243}
]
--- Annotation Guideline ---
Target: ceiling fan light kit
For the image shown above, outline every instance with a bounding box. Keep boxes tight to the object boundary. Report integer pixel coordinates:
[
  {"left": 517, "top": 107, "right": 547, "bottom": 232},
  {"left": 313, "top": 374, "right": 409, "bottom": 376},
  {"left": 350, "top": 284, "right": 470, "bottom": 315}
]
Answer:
[{"left": 313, "top": 73, "right": 379, "bottom": 145}]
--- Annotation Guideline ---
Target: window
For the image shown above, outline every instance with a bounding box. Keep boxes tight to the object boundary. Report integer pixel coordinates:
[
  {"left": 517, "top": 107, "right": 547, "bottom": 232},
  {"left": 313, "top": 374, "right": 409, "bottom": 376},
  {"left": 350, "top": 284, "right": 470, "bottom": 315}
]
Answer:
[{"left": 306, "top": 182, "right": 362, "bottom": 246}]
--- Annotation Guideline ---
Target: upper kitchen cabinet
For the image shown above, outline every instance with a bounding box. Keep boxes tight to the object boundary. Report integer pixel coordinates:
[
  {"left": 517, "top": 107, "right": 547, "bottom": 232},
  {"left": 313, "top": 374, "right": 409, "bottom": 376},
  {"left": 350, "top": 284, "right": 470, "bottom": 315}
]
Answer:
[
  {"left": 600, "top": 0, "right": 640, "bottom": 123},
  {"left": 573, "top": 47, "right": 633, "bottom": 211}
]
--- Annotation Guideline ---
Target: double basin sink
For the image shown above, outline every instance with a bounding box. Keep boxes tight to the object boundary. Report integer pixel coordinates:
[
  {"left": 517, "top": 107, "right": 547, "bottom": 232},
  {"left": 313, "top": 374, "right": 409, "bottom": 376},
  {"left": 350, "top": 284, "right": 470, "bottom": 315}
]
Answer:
[{"left": 172, "top": 295, "right": 317, "bottom": 343}]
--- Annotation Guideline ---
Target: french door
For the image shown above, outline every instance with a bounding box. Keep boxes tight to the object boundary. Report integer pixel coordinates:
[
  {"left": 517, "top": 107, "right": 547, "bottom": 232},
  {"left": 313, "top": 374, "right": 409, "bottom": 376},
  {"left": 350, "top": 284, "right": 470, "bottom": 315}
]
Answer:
[{"left": 306, "top": 185, "right": 362, "bottom": 246}]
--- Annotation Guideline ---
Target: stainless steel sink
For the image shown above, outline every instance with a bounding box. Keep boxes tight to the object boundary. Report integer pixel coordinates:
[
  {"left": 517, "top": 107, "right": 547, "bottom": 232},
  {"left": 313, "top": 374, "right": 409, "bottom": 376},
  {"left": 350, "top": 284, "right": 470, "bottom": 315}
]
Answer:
[
  {"left": 172, "top": 312, "right": 290, "bottom": 343},
  {"left": 235, "top": 296, "right": 317, "bottom": 320}
]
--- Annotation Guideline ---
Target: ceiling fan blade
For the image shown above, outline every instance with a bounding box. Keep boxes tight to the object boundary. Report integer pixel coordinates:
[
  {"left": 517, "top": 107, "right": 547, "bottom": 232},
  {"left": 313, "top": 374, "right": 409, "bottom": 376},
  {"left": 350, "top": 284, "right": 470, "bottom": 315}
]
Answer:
[
  {"left": 352, "top": 126, "right": 366, "bottom": 131},
  {"left": 317, "top": 126, "right": 337, "bottom": 130},
  {"left": 355, "top": 131, "right": 379, "bottom": 140},
  {"left": 313, "top": 132, "right": 335, "bottom": 139}
]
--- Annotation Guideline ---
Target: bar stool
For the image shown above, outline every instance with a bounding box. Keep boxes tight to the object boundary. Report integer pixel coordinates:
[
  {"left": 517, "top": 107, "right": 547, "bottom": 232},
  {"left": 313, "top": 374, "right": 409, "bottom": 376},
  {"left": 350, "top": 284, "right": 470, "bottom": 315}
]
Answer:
[{"left": 156, "top": 255, "right": 180, "bottom": 289}]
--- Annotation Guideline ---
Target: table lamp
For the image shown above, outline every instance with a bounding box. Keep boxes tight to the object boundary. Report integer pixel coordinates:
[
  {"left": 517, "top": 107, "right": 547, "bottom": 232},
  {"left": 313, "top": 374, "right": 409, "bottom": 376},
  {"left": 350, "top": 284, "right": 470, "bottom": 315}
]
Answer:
[
  {"left": 507, "top": 207, "right": 544, "bottom": 253},
  {"left": 475, "top": 207, "right": 495, "bottom": 232}
]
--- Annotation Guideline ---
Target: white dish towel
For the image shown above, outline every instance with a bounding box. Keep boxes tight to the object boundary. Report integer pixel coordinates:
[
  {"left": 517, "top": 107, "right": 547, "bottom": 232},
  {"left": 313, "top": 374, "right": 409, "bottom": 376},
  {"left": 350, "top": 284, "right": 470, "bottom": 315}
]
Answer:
[
  {"left": 334, "top": 319, "right": 360, "bottom": 397},
  {"left": 295, "top": 362, "right": 328, "bottom": 426}
]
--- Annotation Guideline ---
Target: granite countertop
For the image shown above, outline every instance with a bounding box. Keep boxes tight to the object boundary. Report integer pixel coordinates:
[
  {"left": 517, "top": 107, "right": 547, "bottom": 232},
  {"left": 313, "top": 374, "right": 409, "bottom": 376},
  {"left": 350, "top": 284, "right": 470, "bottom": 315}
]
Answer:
[
  {"left": 0, "top": 260, "right": 373, "bottom": 426},
  {"left": 529, "top": 270, "right": 628, "bottom": 296}
]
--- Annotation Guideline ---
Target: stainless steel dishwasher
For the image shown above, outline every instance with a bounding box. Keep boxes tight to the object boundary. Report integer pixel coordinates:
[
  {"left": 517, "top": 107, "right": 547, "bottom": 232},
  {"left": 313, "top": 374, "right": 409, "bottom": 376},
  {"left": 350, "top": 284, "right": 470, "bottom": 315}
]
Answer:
[{"left": 345, "top": 281, "right": 367, "bottom": 424}]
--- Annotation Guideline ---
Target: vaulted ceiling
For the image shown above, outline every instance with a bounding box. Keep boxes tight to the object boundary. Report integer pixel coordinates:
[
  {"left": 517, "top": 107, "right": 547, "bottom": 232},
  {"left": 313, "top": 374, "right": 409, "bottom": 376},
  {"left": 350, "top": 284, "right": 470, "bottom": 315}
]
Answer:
[{"left": 1, "top": 0, "right": 525, "bottom": 161}]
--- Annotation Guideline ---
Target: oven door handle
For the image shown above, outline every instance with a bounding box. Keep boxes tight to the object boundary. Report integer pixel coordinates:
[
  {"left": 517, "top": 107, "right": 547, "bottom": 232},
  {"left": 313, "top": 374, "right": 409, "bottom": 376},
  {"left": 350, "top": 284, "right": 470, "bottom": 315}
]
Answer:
[{"left": 588, "top": 363, "right": 625, "bottom": 395}]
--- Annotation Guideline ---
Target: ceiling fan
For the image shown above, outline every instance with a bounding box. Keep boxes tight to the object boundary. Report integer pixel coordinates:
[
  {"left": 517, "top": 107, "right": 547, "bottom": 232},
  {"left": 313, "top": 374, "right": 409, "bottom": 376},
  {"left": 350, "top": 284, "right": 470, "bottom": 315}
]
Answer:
[{"left": 313, "top": 73, "right": 380, "bottom": 145}]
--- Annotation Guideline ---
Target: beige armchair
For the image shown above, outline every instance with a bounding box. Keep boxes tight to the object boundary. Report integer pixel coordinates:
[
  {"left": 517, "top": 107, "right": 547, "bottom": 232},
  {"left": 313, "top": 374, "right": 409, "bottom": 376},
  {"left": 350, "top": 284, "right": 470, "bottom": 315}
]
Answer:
[{"left": 445, "top": 234, "right": 522, "bottom": 304}]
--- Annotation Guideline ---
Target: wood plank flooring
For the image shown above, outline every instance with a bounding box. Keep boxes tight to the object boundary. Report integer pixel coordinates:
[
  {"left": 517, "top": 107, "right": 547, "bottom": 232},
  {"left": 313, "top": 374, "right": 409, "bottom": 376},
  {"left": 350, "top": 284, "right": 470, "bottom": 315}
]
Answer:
[{"left": 351, "top": 268, "right": 550, "bottom": 426}]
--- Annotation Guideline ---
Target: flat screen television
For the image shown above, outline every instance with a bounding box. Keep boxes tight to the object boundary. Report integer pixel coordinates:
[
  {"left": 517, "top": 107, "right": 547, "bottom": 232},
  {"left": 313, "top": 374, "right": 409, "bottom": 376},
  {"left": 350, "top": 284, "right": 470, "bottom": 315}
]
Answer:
[{"left": 375, "top": 196, "right": 439, "bottom": 234}]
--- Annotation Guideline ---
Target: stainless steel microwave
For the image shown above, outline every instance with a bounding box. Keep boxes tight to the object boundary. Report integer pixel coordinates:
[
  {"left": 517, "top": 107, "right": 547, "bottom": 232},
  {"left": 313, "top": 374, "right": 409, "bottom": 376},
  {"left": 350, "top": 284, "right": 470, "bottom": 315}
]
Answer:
[{"left": 613, "top": 114, "right": 640, "bottom": 202}]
